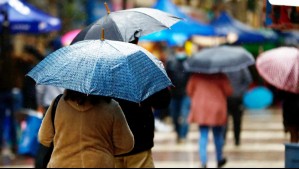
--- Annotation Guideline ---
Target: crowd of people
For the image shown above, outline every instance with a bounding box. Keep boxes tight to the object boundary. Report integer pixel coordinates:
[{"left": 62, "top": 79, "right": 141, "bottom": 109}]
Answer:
[{"left": 0, "top": 36, "right": 298, "bottom": 168}]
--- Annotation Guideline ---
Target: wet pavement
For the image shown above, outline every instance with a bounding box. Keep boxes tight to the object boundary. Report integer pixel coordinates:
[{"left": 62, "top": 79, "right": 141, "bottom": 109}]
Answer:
[
  {"left": 0, "top": 108, "right": 288, "bottom": 168},
  {"left": 153, "top": 108, "right": 287, "bottom": 168}
]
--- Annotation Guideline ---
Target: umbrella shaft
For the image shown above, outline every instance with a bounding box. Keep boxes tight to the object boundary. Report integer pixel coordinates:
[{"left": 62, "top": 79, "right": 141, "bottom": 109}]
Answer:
[{"left": 123, "top": 0, "right": 127, "bottom": 9}]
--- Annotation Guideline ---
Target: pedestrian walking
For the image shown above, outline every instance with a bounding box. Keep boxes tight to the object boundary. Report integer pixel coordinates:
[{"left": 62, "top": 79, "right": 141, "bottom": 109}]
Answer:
[
  {"left": 113, "top": 38, "right": 172, "bottom": 168},
  {"left": 69, "top": 5, "right": 178, "bottom": 167},
  {"left": 187, "top": 73, "right": 232, "bottom": 168},
  {"left": 225, "top": 68, "right": 253, "bottom": 146},
  {"left": 114, "top": 87, "right": 171, "bottom": 168},
  {"left": 166, "top": 45, "right": 191, "bottom": 144},
  {"left": 277, "top": 90, "right": 299, "bottom": 143},
  {"left": 29, "top": 32, "right": 172, "bottom": 168},
  {"left": 0, "top": 45, "right": 24, "bottom": 158},
  {"left": 38, "top": 90, "right": 134, "bottom": 168}
]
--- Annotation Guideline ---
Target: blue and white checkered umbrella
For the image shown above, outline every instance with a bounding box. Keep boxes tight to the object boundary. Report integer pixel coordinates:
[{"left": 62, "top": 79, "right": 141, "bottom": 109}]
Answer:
[{"left": 27, "top": 40, "right": 172, "bottom": 103}]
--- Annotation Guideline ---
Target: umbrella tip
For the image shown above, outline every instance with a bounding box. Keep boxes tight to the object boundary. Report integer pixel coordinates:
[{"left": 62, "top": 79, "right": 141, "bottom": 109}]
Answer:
[
  {"left": 101, "top": 28, "right": 105, "bottom": 41},
  {"left": 104, "top": 2, "right": 111, "bottom": 14}
]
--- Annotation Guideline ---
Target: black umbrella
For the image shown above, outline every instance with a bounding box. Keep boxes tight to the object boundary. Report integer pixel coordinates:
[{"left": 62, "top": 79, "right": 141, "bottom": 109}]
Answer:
[{"left": 71, "top": 4, "right": 182, "bottom": 44}]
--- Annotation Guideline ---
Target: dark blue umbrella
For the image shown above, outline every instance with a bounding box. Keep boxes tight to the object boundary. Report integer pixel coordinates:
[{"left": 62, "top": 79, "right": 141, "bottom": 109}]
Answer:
[
  {"left": 211, "top": 12, "right": 278, "bottom": 44},
  {"left": 0, "top": 0, "right": 61, "bottom": 33},
  {"left": 152, "top": 0, "right": 216, "bottom": 37}
]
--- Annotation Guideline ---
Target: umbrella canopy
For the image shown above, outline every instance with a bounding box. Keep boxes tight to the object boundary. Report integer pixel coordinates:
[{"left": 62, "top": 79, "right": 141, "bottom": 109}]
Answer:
[
  {"left": 211, "top": 12, "right": 278, "bottom": 44},
  {"left": 61, "top": 29, "right": 81, "bottom": 46},
  {"left": 71, "top": 7, "right": 182, "bottom": 44},
  {"left": 27, "top": 40, "right": 173, "bottom": 103},
  {"left": 243, "top": 86, "right": 273, "bottom": 110},
  {"left": 256, "top": 47, "right": 299, "bottom": 94},
  {"left": 0, "top": 0, "right": 61, "bottom": 33},
  {"left": 184, "top": 46, "right": 255, "bottom": 74}
]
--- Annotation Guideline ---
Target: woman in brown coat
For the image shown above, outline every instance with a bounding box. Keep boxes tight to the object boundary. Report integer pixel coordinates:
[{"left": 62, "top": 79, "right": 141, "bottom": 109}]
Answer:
[
  {"left": 187, "top": 73, "right": 232, "bottom": 168},
  {"left": 38, "top": 90, "right": 134, "bottom": 168}
]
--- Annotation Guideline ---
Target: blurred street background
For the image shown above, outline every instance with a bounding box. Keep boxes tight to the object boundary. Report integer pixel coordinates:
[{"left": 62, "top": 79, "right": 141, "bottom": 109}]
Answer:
[
  {"left": 0, "top": 108, "right": 288, "bottom": 168},
  {"left": 0, "top": 0, "right": 298, "bottom": 168}
]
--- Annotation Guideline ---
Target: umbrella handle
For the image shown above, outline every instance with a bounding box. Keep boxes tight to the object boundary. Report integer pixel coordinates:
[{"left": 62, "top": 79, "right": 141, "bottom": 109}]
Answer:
[
  {"left": 101, "top": 28, "right": 105, "bottom": 41},
  {"left": 104, "top": 2, "right": 111, "bottom": 14}
]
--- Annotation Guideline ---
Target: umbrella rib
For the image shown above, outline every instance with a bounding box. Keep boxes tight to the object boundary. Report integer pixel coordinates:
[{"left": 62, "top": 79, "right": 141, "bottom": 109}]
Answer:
[
  {"left": 282, "top": 57, "right": 297, "bottom": 90},
  {"left": 125, "top": 55, "right": 141, "bottom": 102},
  {"left": 105, "top": 41, "right": 133, "bottom": 56},
  {"left": 101, "top": 15, "right": 125, "bottom": 41},
  {"left": 105, "top": 41, "right": 142, "bottom": 100}
]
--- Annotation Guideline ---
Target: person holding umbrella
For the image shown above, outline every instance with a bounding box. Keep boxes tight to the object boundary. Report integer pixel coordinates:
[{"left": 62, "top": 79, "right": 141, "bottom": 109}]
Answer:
[
  {"left": 70, "top": 5, "right": 180, "bottom": 168},
  {"left": 113, "top": 38, "right": 171, "bottom": 168},
  {"left": 184, "top": 45, "right": 255, "bottom": 168},
  {"left": 277, "top": 90, "right": 299, "bottom": 143},
  {"left": 187, "top": 73, "right": 232, "bottom": 168},
  {"left": 256, "top": 46, "right": 299, "bottom": 143},
  {"left": 225, "top": 68, "right": 253, "bottom": 146},
  {"left": 37, "top": 89, "right": 134, "bottom": 168},
  {"left": 28, "top": 32, "right": 173, "bottom": 167},
  {"left": 166, "top": 45, "right": 191, "bottom": 144}
]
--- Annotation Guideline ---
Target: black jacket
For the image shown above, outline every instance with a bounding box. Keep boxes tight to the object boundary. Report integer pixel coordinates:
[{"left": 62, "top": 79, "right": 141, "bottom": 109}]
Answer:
[
  {"left": 115, "top": 88, "right": 171, "bottom": 156},
  {"left": 166, "top": 57, "right": 190, "bottom": 98},
  {"left": 279, "top": 91, "right": 299, "bottom": 128}
]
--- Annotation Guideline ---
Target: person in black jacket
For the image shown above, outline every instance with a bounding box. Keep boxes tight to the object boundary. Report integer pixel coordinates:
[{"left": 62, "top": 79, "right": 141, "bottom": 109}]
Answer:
[
  {"left": 165, "top": 46, "right": 191, "bottom": 144},
  {"left": 114, "top": 88, "right": 171, "bottom": 168},
  {"left": 114, "top": 38, "right": 172, "bottom": 168}
]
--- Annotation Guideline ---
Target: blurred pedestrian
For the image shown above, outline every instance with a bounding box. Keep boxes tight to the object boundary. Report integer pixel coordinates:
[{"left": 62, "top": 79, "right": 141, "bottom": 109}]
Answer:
[
  {"left": 166, "top": 46, "right": 191, "bottom": 144},
  {"left": 225, "top": 68, "right": 253, "bottom": 146},
  {"left": 0, "top": 45, "right": 23, "bottom": 157},
  {"left": 277, "top": 90, "right": 299, "bottom": 143},
  {"left": 114, "top": 38, "right": 172, "bottom": 168},
  {"left": 187, "top": 73, "right": 232, "bottom": 168},
  {"left": 114, "top": 87, "right": 171, "bottom": 168},
  {"left": 21, "top": 45, "right": 43, "bottom": 111},
  {"left": 38, "top": 89, "right": 134, "bottom": 168}
]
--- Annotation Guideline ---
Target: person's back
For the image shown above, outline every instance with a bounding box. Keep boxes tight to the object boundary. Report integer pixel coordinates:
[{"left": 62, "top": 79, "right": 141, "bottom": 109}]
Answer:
[
  {"left": 114, "top": 88, "right": 171, "bottom": 168},
  {"left": 280, "top": 91, "right": 299, "bottom": 143},
  {"left": 187, "top": 73, "right": 232, "bottom": 168},
  {"left": 166, "top": 48, "right": 191, "bottom": 143},
  {"left": 114, "top": 100, "right": 154, "bottom": 155},
  {"left": 166, "top": 52, "right": 190, "bottom": 98},
  {"left": 187, "top": 73, "right": 232, "bottom": 126},
  {"left": 225, "top": 68, "right": 252, "bottom": 146},
  {"left": 38, "top": 90, "right": 134, "bottom": 168}
]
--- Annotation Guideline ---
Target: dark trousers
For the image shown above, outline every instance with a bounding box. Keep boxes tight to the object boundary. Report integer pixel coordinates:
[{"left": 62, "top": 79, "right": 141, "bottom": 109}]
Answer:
[{"left": 225, "top": 97, "right": 243, "bottom": 145}]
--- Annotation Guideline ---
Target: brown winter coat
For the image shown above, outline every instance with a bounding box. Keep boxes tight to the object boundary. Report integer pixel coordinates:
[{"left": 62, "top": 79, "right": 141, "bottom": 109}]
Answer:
[
  {"left": 187, "top": 73, "right": 233, "bottom": 126},
  {"left": 38, "top": 95, "right": 134, "bottom": 168}
]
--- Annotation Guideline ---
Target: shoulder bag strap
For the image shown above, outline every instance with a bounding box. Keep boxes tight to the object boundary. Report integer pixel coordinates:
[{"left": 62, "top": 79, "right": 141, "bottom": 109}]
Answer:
[{"left": 51, "top": 94, "right": 63, "bottom": 132}]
